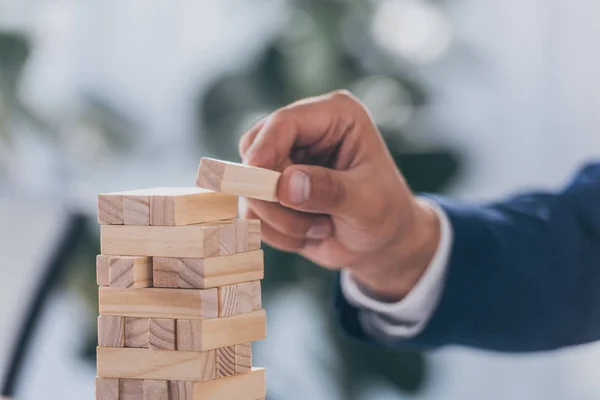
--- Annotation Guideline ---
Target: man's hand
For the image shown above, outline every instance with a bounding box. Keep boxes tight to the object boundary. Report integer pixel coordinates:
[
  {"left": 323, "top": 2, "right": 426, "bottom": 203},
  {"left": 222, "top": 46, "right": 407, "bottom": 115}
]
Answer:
[{"left": 239, "top": 90, "right": 440, "bottom": 301}]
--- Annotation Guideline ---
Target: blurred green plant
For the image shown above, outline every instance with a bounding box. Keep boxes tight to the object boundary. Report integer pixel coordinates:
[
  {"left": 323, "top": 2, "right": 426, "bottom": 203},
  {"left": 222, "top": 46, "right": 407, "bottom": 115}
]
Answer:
[{"left": 197, "top": 0, "right": 460, "bottom": 396}]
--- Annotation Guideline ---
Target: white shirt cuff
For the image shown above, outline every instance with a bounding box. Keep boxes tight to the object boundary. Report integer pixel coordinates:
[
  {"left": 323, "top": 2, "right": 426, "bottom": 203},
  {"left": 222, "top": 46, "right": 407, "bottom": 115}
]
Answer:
[{"left": 340, "top": 199, "right": 453, "bottom": 341}]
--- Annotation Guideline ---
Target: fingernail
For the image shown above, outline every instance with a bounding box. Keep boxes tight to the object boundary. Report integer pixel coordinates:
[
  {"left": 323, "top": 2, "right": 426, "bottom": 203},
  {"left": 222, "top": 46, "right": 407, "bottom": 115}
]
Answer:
[
  {"left": 306, "top": 222, "right": 332, "bottom": 239},
  {"left": 289, "top": 170, "right": 310, "bottom": 205}
]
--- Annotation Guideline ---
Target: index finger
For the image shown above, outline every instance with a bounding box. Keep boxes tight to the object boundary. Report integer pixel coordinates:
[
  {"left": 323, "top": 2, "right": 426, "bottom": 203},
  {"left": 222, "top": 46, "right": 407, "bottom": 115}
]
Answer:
[{"left": 243, "top": 90, "right": 360, "bottom": 170}]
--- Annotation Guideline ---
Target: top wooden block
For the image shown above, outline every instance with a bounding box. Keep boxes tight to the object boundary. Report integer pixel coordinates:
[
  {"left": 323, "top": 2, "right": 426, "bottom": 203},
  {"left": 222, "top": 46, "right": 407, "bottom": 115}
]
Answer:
[
  {"left": 196, "top": 158, "right": 281, "bottom": 202},
  {"left": 97, "top": 187, "right": 238, "bottom": 226}
]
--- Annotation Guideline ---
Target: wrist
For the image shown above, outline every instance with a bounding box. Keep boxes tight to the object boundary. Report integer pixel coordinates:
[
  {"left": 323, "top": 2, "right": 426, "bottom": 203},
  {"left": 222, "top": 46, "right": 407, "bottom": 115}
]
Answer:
[{"left": 350, "top": 198, "right": 441, "bottom": 302}]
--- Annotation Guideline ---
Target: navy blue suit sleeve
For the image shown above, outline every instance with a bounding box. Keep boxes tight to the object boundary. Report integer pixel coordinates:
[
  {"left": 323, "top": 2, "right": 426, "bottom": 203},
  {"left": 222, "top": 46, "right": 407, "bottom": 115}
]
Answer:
[{"left": 335, "top": 162, "right": 600, "bottom": 352}]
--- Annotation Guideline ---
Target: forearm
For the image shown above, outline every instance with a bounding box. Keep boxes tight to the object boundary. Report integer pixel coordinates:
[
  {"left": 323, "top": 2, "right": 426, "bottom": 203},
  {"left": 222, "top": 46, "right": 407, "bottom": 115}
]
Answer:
[{"left": 338, "top": 163, "right": 600, "bottom": 352}]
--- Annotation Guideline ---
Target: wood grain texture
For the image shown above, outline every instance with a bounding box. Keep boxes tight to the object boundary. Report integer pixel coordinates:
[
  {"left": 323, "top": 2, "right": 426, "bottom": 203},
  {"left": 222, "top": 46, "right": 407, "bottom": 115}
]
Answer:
[
  {"left": 99, "top": 187, "right": 238, "bottom": 226},
  {"left": 236, "top": 220, "right": 261, "bottom": 252},
  {"left": 149, "top": 319, "right": 176, "bottom": 350},
  {"left": 235, "top": 343, "right": 252, "bottom": 374},
  {"left": 218, "top": 223, "right": 236, "bottom": 255},
  {"left": 195, "top": 158, "right": 226, "bottom": 191},
  {"left": 96, "top": 376, "right": 119, "bottom": 400},
  {"left": 168, "top": 381, "right": 193, "bottom": 400},
  {"left": 251, "top": 280, "right": 262, "bottom": 311},
  {"left": 218, "top": 282, "right": 261, "bottom": 317},
  {"left": 150, "top": 188, "right": 238, "bottom": 226},
  {"left": 101, "top": 224, "right": 226, "bottom": 258},
  {"left": 176, "top": 309, "right": 266, "bottom": 351},
  {"left": 98, "top": 316, "right": 125, "bottom": 347},
  {"left": 120, "top": 379, "right": 144, "bottom": 400},
  {"left": 191, "top": 368, "right": 266, "bottom": 400},
  {"left": 247, "top": 220, "right": 261, "bottom": 250},
  {"left": 216, "top": 346, "right": 236, "bottom": 378},
  {"left": 98, "top": 194, "right": 124, "bottom": 225},
  {"left": 125, "top": 317, "right": 149, "bottom": 348},
  {"left": 123, "top": 195, "right": 150, "bottom": 226},
  {"left": 97, "top": 347, "right": 216, "bottom": 382},
  {"left": 97, "top": 254, "right": 111, "bottom": 286},
  {"left": 99, "top": 287, "right": 218, "bottom": 320},
  {"left": 143, "top": 380, "right": 168, "bottom": 400},
  {"left": 153, "top": 250, "right": 263, "bottom": 290},
  {"left": 109, "top": 256, "right": 152, "bottom": 289},
  {"left": 196, "top": 158, "right": 280, "bottom": 202}
]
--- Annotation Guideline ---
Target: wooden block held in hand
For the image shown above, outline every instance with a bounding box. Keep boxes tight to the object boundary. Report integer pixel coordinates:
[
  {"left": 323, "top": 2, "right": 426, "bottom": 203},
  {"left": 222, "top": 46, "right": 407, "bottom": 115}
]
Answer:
[
  {"left": 97, "top": 255, "right": 111, "bottom": 286},
  {"left": 235, "top": 343, "right": 252, "bottom": 374},
  {"left": 98, "top": 194, "right": 124, "bottom": 225},
  {"left": 99, "top": 287, "right": 218, "bottom": 320},
  {"left": 101, "top": 224, "right": 228, "bottom": 258},
  {"left": 149, "top": 319, "right": 176, "bottom": 350},
  {"left": 196, "top": 158, "right": 280, "bottom": 202},
  {"left": 153, "top": 250, "right": 264, "bottom": 290},
  {"left": 97, "top": 347, "right": 216, "bottom": 382},
  {"left": 218, "top": 281, "right": 261, "bottom": 317},
  {"left": 143, "top": 380, "right": 168, "bottom": 400},
  {"left": 150, "top": 188, "right": 238, "bottom": 226},
  {"left": 191, "top": 368, "right": 266, "bottom": 400},
  {"left": 109, "top": 256, "right": 152, "bottom": 289},
  {"left": 216, "top": 346, "right": 236, "bottom": 378},
  {"left": 168, "top": 381, "right": 193, "bottom": 400},
  {"left": 120, "top": 379, "right": 143, "bottom": 400},
  {"left": 98, "top": 316, "right": 125, "bottom": 347},
  {"left": 123, "top": 195, "right": 150, "bottom": 226},
  {"left": 125, "top": 318, "right": 149, "bottom": 348},
  {"left": 96, "top": 376, "right": 119, "bottom": 400},
  {"left": 176, "top": 309, "right": 266, "bottom": 351}
]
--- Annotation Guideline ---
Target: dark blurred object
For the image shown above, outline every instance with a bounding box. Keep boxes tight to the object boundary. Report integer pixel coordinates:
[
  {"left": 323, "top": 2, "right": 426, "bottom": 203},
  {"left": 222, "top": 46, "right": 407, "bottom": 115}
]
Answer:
[
  {"left": 197, "top": 0, "right": 460, "bottom": 396},
  {"left": 0, "top": 213, "right": 90, "bottom": 398}
]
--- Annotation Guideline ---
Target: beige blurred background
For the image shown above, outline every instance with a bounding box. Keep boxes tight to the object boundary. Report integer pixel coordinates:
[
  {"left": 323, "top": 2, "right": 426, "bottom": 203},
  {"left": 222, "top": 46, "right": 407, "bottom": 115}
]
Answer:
[{"left": 1, "top": 0, "right": 600, "bottom": 399}]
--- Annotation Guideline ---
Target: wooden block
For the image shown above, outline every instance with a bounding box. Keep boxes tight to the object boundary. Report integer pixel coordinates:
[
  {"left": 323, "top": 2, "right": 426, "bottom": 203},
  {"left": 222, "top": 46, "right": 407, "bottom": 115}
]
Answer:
[
  {"left": 235, "top": 343, "right": 252, "bottom": 374},
  {"left": 153, "top": 250, "right": 264, "bottom": 290},
  {"left": 143, "top": 380, "right": 168, "bottom": 400},
  {"left": 97, "top": 347, "right": 216, "bottom": 382},
  {"left": 109, "top": 256, "right": 152, "bottom": 289},
  {"left": 98, "top": 194, "right": 124, "bottom": 225},
  {"left": 125, "top": 317, "right": 149, "bottom": 348},
  {"left": 218, "top": 223, "right": 236, "bottom": 255},
  {"left": 98, "top": 316, "right": 125, "bottom": 347},
  {"left": 191, "top": 368, "right": 266, "bottom": 400},
  {"left": 99, "top": 287, "right": 218, "bottom": 320},
  {"left": 216, "top": 346, "right": 236, "bottom": 378},
  {"left": 251, "top": 281, "right": 262, "bottom": 311},
  {"left": 218, "top": 281, "right": 261, "bottom": 317},
  {"left": 97, "top": 254, "right": 111, "bottom": 286},
  {"left": 96, "top": 376, "right": 119, "bottom": 400},
  {"left": 123, "top": 195, "right": 150, "bottom": 226},
  {"left": 168, "top": 381, "right": 193, "bottom": 400},
  {"left": 236, "top": 220, "right": 261, "bottom": 252},
  {"left": 196, "top": 158, "right": 280, "bottom": 202},
  {"left": 101, "top": 224, "right": 228, "bottom": 258},
  {"left": 120, "top": 379, "right": 144, "bottom": 400},
  {"left": 149, "top": 188, "right": 238, "bottom": 226},
  {"left": 176, "top": 309, "right": 266, "bottom": 351},
  {"left": 149, "top": 319, "right": 176, "bottom": 350},
  {"left": 247, "top": 220, "right": 261, "bottom": 250}
]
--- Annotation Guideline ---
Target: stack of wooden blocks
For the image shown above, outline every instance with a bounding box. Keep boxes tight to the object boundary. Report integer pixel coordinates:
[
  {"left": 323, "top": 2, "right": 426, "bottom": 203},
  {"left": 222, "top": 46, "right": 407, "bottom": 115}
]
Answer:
[{"left": 94, "top": 158, "right": 281, "bottom": 400}]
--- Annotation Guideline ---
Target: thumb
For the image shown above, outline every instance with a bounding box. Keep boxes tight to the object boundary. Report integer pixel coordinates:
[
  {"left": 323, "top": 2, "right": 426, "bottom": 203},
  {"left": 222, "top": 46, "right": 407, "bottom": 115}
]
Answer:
[{"left": 278, "top": 165, "right": 354, "bottom": 215}]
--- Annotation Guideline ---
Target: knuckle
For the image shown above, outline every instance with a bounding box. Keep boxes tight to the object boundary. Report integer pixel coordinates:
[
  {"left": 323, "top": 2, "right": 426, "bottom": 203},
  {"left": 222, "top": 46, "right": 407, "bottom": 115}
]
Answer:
[
  {"left": 268, "top": 109, "right": 295, "bottom": 130},
  {"left": 329, "top": 89, "right": 354, "bottom": 103}
]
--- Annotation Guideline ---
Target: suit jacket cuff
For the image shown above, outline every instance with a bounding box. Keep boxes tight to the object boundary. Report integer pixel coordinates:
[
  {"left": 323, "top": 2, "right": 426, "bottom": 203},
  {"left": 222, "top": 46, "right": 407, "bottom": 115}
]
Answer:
[{"left": 339, "top": 198, "right": 453, "bottom": 341}]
